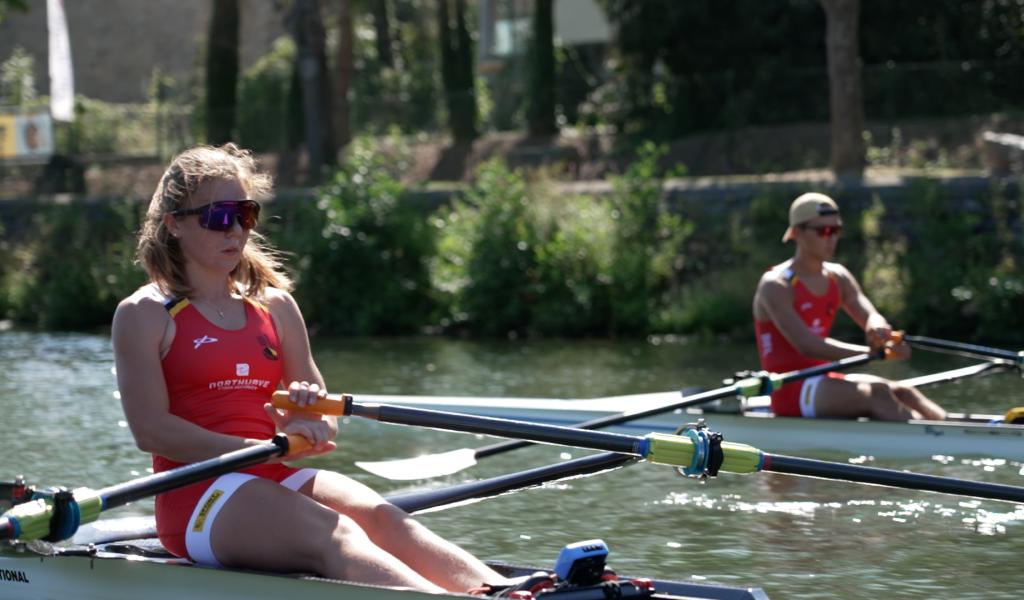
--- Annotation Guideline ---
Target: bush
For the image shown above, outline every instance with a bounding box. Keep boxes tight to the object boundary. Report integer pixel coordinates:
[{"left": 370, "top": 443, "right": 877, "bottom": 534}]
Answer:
[
  {"left": 8, "top": 200, "right": 144, "bottom": 330},
  {"left": 607, "top": 142, "right": 692, "bottom": 334},
  {"left": 237, "top": 37, "right": 296, "bottom": 152},
  {"left": 291, "top": 138, "right": 437, "bottom": 334},
  {"left": 432, "top": 159, "right": 540, "bottom": 336}
]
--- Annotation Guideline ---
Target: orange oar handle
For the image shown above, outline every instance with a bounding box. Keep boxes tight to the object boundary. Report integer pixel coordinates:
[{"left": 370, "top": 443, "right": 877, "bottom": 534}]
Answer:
[
  {"left": 283, "top": 434, "right": 313, "bottom": 456},
  {"left": 880, "top": 330, "right": 907, "bottom": 360},
  {"left": 271, "top": 391, "right": 352, "bottom": 416}
]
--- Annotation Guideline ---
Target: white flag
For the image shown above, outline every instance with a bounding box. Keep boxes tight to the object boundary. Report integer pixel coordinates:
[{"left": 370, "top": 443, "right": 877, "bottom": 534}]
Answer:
[{"left": 47, "top": 0, "right": 75, "bottom": 122}]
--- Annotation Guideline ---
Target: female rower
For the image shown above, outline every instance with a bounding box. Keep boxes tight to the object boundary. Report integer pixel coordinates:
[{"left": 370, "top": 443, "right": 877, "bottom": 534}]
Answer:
[{"left": 111, "top": 144, "right": 514, "bottom": 593}]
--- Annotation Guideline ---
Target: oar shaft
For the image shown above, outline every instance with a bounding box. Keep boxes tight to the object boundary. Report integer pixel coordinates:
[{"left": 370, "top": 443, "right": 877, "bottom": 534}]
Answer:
[
  {"left": 351, "top": 402, "right": 648, "bottom": 456},
  {"left": 468, "top": 354, "right": 875, "bottom": 460},
  {"left": 763, "top": 454, "right": 1024, "bottom": 503},
  {"left": 300, "top": 353, "right": 878, "bottom": 464},
  {"left": 387, "top": 452, "right": 637, "bottom": 513},
  {"left": 96, "top": 436, "right": 293, "bottom": 510},
  {"left": 0, "top": 435, "right": 305, "bottom": 542},
  {"left": 905, "top": 335, "right": 1022, "bottom": 363},
  {"left": 777, "top": 353, "right": 874, "bottom": 383}
]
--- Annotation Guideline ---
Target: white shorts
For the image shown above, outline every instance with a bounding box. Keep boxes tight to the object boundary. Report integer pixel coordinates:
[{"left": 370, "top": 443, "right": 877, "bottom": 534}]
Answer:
[
  {"left": 799, "top": 375, "right": 825, "bottom": 418},
  {"left": 184, "top": 467, "right": 318, "bottom": 567}
]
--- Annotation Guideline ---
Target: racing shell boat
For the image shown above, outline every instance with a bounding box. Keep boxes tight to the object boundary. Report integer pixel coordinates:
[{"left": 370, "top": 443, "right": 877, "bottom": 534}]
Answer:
[{"left": 0, "top": 518, "right": 769, "bottom": 600}]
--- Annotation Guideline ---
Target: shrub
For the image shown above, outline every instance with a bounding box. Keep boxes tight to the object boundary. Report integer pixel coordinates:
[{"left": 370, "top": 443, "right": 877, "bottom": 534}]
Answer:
[
  {"left": 432, "top": 159, "right": 539, "bottom": 336},
  {"left": 293, "top": 137, "right": 437, "bottom": 334},
  {"left": 607, "top": 142, "right": 692, "bottom": 335},
  {"left": 9, "top": 200, "right": 144, "bottom": 330}
]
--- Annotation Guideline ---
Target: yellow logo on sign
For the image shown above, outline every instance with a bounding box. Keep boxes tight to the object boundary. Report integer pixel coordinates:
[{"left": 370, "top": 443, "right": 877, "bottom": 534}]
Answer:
[
  {"left": 0, "top": 115, "right": 15, "bottom": 158},
  {"left": 191, "top": 490, "right": 224, "bottom": 532}
]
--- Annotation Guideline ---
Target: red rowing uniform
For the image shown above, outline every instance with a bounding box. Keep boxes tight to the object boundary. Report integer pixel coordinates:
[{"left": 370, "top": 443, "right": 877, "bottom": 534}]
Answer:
[
  {"left": 754, "top": 264, "right": 842, "bottom": 416},
  {"left": 149, "top": 284, "right": 307, "bottom": 561}
]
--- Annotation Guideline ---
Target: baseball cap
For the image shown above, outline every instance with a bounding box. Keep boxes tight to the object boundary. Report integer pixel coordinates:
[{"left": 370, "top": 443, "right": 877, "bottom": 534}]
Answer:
[{"left": 781, "top": 192, "right": 840, "bottom": 242}]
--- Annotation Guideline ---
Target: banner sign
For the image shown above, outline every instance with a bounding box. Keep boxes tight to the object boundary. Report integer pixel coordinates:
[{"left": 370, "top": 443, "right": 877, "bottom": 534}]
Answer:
[
  {"left": 0, "top": 113, "right": 55, "bottom": 159},
  {"left": 47, "top": 0, "right": 75, "bottom": 122}
]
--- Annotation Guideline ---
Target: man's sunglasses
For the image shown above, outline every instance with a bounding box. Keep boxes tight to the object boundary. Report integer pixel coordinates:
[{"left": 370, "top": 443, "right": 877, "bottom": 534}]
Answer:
[
  {"left": 171, "top": 200, "right": 260, "bottom": 231},
  {"left": 798, "top": 223, "right": 843, "bottom": 239}
]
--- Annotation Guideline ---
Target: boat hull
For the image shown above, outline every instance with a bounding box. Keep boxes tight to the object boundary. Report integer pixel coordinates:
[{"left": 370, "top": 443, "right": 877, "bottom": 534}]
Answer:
[
  {"left": 0, "top": 539, "right": 768, "bottom": 600},
  {"left": 356, "top": 393, "right": 1024, "bottom": 461}
]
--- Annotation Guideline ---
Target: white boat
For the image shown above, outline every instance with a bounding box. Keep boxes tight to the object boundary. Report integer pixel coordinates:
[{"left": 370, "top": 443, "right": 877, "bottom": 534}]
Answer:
[
  {"left": 0, "top": 439, "right": 770, "bottom": 600},
  {"left": 0, "top": 516, "right": 768, "bottom": 600},
  {"left": 351, "top": 361, "right": 1024, "bottom": 463}
]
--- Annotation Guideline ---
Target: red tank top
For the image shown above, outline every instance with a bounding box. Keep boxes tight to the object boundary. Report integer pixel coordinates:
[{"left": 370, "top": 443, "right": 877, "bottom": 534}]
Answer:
[
  {"left": 154, "top": 289, "right": 283, "bottom": 474},
  {"left": 754, "top": 265, "right": 841, "bottom": 375}
]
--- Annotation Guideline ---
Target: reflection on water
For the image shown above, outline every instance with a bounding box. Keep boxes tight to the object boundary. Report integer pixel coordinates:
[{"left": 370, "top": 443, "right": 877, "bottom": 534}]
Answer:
[{"left": 1, "top": 331, "right": 1023, "bottom": 598}]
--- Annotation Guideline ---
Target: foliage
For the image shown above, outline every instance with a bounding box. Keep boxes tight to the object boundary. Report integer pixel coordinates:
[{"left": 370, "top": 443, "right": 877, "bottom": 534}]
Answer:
[
  {"left": 593, "top": 0, "right": 1024, "bottom": 139},
  {"left": 237, "top": 36, "right": 296, "bottom": 152},
  {"left": 5, "top": 200, "right": 144, "bottom": 330},
  {"left": 1, "top": 145, "right": 1022, "bottom": 344},
  {"left": 349, "top": 3, "right": 442, "bottom": 135},
  {"left": 287, "top": 137, "right": 437, "bottom": 334},
  {"left": 0, "top": 46, "right": 36, "bottom": 106},
  {"left": 432, "top": 159, "right": 538, "bottom": 335},
  {"left": 607, "top": 142, "right": 692, "bottom": 334}
]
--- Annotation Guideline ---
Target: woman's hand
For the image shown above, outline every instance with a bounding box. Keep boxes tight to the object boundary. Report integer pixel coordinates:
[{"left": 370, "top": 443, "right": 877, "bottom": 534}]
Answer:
[
  {"left": 865, "top": 313, "right": 893, "bottom": 350},
  {"left": 264, "top": 380, "right": 338, "bottom": 460}
]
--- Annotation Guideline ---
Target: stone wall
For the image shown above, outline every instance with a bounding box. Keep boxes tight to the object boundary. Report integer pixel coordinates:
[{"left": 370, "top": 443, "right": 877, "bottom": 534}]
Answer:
[{"left": 0, "top": 0, "right": 287, "bottom": 103}]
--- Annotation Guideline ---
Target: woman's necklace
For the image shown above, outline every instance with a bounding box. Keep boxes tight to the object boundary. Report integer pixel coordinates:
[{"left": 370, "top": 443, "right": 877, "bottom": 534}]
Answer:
[{"left": 197, "top": 296, "right": 230, "bottom": 320}]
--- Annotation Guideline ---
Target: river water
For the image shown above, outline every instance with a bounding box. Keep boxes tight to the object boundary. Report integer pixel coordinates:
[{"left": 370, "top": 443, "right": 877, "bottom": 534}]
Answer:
[{"left": 1, "top": 330, "right": 1022, "bottom": 598}]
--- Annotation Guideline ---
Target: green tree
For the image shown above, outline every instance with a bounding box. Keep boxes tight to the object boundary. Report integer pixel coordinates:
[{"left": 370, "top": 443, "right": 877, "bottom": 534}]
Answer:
[
  {"left": 526, "top": 0, "right": 557, "bottom": 137},
  {"left": 289, "top": 0, "right": 334, "bottom": 181},
  {"left": 820, "top": 0, "right": 865, "bottom": 179},
  {"left": 333, "top": 0, "right": 354, "bottom": 150},
  {"left": 438, "top": 0, "right": 477, "bottom": 142},
  {"left": 206, "top": 0, "right": 240, "bottom": 145},
  {"left": 371, "top": 0, "right": 394, "bottom": 68}
]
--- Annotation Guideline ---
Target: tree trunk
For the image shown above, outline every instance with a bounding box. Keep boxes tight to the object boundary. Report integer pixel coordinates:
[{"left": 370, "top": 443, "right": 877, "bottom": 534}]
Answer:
[
  {"left": 438, "top": 0, "right": 477, "bottom": 142},
  {"left": 820, "top": 0, "right": 865, "bottom": 180},
  {"left": 526, "top": 0, "right": 557, "bottom": 137},
  {"left": 372, "top": 0, "right": 394, "bottom": 68},
  {"left": 335, "top": 0, "right": 354, "bottom": 150},
  {"left": 205, "top": 0, "right": 240, "bottom": 145},
  {"left": 289, "top": 0, "right": 334, "bottom": 181}
]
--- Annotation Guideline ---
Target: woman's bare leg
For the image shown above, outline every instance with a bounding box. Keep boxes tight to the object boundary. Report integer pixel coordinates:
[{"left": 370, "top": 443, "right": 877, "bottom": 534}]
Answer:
[
  {"left": 209, "top": 478, "right": 445, "bottom": 592},
  {"left": 296, "top": 471, "right": 510, "bottom": 591}
]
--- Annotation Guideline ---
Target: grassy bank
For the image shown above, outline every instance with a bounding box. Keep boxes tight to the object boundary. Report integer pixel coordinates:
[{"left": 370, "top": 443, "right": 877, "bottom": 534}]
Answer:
[{"left": 2, "top": 143, "right": 1021, "bottom": 343}]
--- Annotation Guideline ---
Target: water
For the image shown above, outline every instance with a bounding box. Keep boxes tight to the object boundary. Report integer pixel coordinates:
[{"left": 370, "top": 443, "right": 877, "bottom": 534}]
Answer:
[{"left": 2, "top": 330, "right": 1023, "bottom": 598}]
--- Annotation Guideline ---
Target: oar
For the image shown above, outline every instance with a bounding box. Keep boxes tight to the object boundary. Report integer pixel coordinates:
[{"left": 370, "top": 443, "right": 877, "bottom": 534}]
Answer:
[
  {"left": 387, "top": 452, "right": 638, "bottom": 514},
  {"left": 905, "top": 335, "right": 1024, "bottom": 364},
  {"left": 0, "top": 434, "right": 309, "bottom": 542},
  {"left": 899, "top": 360, "right": 1014, "bottom": 389},
  {"left": 336, "top": 353, "right": 879, "bottom": 480},
  {"left": 271, "top": 393, "right": 1024, "bottom": 504},
  {"left": 388, "top": 361, "right": 1015, "bottom": 514}
]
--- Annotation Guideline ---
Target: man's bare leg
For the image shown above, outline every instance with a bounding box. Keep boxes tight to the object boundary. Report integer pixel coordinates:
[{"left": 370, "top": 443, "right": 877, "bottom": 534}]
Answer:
[{"left": 812, "top": 375, "right": 916, "bottom": 420}]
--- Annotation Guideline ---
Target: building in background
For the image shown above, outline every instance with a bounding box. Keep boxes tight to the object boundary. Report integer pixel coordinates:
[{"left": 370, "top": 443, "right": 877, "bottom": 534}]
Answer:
[{"left": 0, "top": 0, "right": 286, "bottom": 104}]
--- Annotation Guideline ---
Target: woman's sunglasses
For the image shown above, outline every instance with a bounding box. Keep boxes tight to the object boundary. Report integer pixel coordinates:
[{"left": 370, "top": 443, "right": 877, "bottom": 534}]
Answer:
[
  {"left": 798, "top": 223, "right": 843, "bottom": 239},
  {"left": 172, "top": 200, "right": 260, "bottom": 231}
]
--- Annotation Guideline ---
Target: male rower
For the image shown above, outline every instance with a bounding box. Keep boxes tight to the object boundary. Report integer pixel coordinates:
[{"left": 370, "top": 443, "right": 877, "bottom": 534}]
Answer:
[{"left": 752, "top": 192, "right": 947, "bottom": 421}]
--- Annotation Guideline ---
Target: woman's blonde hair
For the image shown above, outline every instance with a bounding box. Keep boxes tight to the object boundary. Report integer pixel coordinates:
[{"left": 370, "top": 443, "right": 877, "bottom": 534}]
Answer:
[{"left": 137, "top": 143, "right": 292, "bottom": 299}]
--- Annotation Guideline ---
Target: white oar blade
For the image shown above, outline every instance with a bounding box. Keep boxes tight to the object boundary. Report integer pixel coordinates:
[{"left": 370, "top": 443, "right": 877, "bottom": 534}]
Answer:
[{"left": 355, "top": 447, "right": 478, "bottom": 480}]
